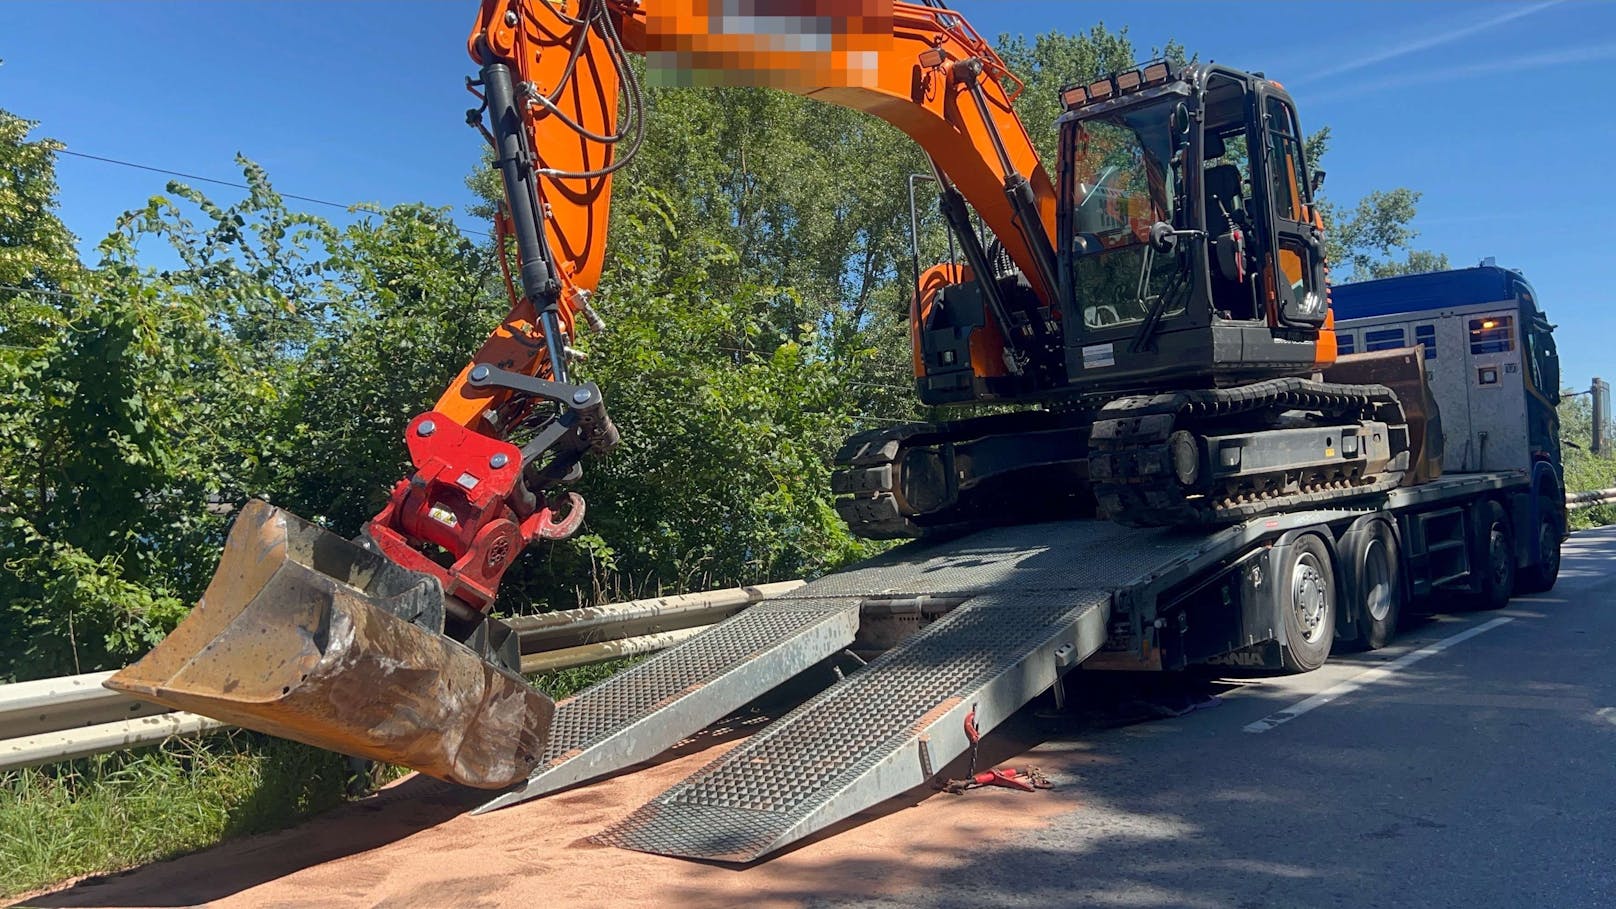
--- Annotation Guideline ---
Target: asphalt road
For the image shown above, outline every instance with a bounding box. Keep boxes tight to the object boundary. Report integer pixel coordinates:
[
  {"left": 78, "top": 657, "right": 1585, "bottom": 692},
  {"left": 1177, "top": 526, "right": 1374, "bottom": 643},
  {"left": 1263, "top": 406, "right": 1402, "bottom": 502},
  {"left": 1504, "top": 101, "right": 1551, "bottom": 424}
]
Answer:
[
  {"left": 28, "top": 529, "right": 1616, "bottom": 909},
  {"left": 853, "top": 526, "right": 1616, "bottom": 909}
]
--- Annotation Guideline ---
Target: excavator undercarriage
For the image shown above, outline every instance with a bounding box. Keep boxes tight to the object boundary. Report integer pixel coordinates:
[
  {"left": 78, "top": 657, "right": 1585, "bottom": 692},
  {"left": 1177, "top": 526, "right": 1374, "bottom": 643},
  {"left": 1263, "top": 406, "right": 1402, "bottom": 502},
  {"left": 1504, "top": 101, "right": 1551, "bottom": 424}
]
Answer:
[
  {"left": 833, "top": 379, "right": 1411, "bottom": 539},
  {"left": 831, "top": 408, "right": 1095, "bottom": 539}
]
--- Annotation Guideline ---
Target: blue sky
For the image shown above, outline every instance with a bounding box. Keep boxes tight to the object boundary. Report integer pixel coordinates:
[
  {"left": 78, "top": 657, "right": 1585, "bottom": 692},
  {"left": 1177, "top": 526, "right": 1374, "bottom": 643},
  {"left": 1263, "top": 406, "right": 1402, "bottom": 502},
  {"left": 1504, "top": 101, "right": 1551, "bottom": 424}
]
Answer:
[{"left": 3, "top": 1, "right": 1612, "bottom": 389}]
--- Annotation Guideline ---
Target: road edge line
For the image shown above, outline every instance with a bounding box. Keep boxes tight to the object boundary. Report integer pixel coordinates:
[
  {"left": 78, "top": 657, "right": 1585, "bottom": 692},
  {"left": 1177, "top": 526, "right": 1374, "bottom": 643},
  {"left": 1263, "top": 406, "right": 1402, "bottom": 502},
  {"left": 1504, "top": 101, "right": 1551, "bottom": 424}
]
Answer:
[{"left": 1242, "top": 617, "right": 1515, "bottom": 734}]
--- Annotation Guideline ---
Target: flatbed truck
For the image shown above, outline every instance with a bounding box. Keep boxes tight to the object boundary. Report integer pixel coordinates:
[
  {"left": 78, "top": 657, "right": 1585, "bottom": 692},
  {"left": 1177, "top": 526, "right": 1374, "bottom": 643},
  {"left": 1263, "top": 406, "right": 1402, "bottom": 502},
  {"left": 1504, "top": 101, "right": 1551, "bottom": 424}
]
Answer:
[{"left": 473, "top": 265, "right": 1563, "bottom": 864}]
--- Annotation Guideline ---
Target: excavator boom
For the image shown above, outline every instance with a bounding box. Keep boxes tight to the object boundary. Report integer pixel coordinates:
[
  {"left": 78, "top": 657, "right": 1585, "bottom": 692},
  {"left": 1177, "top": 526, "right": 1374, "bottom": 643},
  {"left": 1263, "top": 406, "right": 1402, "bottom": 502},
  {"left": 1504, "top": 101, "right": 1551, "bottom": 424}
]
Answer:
[{"left": 111, "top": 0, "right": 1066, "bottom": 787}]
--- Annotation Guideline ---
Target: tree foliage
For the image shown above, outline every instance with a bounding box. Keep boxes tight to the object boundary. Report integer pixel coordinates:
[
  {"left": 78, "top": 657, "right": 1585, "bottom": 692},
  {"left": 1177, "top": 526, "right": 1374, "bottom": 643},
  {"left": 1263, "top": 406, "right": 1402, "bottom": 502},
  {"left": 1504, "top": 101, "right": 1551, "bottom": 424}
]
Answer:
[
  {"left": 0, "top": 111, "right": 516, "bottom": 678},
  {"left": 0, "top": 112, "right": 80, "bottom": 351},
  {"left": 1301, "top": 125, "right": 1449, "bottom": 282},
  {"left": 1319, "top": 187, "right": 1451, "bottom": 281},
  {"left": 1558, "top": 392, "right": 1616, "bottom": 529}
]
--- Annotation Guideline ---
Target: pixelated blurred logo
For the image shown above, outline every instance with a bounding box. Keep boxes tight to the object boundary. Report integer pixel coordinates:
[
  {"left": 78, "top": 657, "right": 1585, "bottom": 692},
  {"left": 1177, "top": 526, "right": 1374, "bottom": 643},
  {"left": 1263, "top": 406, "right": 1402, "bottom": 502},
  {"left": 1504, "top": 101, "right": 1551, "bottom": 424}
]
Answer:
[{"left": 643, "top": 1, "right": 894, "bottom": 89}]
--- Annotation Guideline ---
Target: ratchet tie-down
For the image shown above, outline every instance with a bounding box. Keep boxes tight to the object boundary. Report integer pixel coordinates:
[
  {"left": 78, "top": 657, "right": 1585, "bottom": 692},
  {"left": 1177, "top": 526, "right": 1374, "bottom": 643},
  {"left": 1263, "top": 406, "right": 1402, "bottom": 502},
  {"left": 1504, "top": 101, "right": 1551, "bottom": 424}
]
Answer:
[{"left": 939, "top": 704, "right": 1053, "bottom": 794}]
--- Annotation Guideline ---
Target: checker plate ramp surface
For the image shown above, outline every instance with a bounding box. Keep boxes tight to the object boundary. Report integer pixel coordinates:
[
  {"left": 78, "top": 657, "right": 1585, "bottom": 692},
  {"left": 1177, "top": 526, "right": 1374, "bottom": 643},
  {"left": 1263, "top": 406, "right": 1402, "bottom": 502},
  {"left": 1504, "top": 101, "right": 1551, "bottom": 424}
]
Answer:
[
  {"left": 597, "top": 519, "right": 1205, "bottom": 862},
  {"left": 476, "top": 596, "right": 860, "bottom": 813}
]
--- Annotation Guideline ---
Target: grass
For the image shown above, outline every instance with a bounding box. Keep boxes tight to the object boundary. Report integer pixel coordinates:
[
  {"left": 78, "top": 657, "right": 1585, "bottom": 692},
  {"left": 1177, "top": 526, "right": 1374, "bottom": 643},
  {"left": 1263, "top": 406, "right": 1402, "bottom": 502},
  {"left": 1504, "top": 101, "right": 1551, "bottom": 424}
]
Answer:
[
  {"left": 1563, "top": 446, "right": 1616, "bottom": 530},
  {"left": 0, "top": 658, "right": 640, "bottom": 901},
  {"left": 0, "top": 731, "right": 363, "bottom": 900},
  {"left": 530, "top": 656, "right": 642, "bottom": 699}
]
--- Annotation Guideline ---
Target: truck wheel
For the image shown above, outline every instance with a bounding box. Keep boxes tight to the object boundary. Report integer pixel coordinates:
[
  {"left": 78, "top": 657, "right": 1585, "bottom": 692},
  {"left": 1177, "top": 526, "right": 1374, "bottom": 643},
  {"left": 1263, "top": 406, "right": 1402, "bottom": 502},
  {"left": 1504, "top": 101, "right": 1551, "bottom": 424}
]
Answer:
[
  {"left": 1515, "top": 497, "right": 1562, "bottom": 595},
  {"left": 1279, "top": 534, "right": 1336, "bottom": 672},
  {"left": 1346, "top": 520, "right": 1402, "bottom": 651},
  {"left": 1467, "top": 500, "right": 1516, "bottom": 611}
]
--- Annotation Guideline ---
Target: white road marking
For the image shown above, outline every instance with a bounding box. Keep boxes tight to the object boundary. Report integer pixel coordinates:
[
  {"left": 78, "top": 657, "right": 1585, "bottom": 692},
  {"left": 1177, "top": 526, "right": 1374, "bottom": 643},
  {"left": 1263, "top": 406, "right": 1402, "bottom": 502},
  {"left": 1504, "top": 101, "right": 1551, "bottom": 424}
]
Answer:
[{"left": 1242, "top": 617, "right": 1515, "bottom": 733}]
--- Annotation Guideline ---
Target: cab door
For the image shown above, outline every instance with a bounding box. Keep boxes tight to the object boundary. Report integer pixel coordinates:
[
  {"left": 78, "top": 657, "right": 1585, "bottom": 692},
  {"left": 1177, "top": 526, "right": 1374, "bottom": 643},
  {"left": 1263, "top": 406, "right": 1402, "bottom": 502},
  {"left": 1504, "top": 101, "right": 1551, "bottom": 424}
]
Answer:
[{"left": 1254, "top": 91, "right": 1327, "bottom": 326}]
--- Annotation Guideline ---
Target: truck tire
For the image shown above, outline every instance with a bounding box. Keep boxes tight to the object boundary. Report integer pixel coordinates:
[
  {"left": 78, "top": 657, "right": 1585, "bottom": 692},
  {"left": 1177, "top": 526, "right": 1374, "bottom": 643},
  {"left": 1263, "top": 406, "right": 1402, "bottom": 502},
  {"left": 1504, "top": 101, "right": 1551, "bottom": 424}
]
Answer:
[
  {"left": 1466, "top": 500, "right": 1516, "bottom": 611},
  {"left": 1345, "top": 519, "right": 1402, "bottom": 651},
  {"left": 1279, "top": 534, "right": 1336, "bottom": 672},
  {"left": 1515, "top": 496, "right": 1562, "bottom": 595}
]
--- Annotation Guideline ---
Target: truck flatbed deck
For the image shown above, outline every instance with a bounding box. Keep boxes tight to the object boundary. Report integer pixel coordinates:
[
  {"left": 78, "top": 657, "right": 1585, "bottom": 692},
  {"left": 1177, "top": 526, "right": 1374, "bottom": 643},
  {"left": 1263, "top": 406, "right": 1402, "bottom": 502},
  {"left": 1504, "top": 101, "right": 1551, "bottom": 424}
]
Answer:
[{"left": 478, "top": 468, "right": 1543, "bottom": 862}]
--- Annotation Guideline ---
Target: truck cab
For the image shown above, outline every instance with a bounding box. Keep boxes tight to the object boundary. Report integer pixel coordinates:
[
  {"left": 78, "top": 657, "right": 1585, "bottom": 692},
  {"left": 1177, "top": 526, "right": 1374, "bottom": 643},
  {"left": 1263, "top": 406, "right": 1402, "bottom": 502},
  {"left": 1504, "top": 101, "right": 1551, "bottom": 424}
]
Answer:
[{"left": 1331, "top": 265, "right": 1562, "bottom": 484}]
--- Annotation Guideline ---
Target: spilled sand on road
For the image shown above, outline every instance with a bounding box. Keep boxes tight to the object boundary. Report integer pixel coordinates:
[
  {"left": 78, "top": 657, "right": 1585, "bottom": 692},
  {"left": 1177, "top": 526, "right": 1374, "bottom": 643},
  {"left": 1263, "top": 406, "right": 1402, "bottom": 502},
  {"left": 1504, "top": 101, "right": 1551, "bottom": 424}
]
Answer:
[{"left": 23, "top": 719, "right": 1113, "bottom": 909}]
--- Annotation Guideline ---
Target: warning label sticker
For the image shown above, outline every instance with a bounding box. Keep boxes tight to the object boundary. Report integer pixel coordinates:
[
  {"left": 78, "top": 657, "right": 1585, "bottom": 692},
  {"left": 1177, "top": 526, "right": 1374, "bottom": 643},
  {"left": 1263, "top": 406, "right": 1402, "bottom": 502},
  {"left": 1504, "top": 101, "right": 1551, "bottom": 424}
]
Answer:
[{"left": 1082, "top": 343, "right": 1115, "bottom": 369}]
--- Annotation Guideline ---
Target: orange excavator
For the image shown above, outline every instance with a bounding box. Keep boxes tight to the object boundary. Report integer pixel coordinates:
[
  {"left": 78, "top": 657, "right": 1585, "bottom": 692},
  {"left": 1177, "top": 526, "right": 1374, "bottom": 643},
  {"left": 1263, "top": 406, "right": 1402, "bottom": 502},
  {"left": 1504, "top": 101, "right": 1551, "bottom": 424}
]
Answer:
[{"left": 109, "top": 0, "right": 1410, "bottom": 789}]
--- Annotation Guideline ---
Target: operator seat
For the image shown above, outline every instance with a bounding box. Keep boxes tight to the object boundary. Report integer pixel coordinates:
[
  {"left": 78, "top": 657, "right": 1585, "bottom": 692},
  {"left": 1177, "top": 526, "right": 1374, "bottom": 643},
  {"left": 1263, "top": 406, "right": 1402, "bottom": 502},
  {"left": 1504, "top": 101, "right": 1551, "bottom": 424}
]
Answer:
[
  {"left": 1202, "top": 133, "right": 1244, "bottom": 236},
  {"left": 1202, "top": 132, "right": 1256, "bottom": 319}
]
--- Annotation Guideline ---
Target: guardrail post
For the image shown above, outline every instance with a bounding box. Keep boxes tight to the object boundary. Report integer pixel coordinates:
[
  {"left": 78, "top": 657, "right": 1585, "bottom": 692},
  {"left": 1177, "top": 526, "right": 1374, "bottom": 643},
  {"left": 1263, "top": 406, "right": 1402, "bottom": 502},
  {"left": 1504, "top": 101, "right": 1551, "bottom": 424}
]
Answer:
[{"left": 1593, "top": 378, "right": 1609, "bottom": 455}]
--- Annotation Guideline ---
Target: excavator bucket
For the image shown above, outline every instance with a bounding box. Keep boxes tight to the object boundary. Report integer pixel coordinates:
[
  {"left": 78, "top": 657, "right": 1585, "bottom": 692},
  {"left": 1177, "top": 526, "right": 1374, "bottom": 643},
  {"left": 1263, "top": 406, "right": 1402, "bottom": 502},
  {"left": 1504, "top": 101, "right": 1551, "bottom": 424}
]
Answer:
[
  {"left": 1325, "top": 346, "right": 1445, "bottom": 485},
  {"left": 106, "top": 500, "right": 553, "bottom": 788}
]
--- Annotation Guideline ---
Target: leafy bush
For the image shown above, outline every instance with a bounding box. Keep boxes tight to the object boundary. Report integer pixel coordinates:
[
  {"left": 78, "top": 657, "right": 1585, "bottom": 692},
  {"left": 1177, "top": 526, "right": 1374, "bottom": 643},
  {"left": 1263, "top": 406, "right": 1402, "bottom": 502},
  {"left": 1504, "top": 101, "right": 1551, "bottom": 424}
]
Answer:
[{"left": 1559, "top": 393, "right": 1616, "bottom": 529}]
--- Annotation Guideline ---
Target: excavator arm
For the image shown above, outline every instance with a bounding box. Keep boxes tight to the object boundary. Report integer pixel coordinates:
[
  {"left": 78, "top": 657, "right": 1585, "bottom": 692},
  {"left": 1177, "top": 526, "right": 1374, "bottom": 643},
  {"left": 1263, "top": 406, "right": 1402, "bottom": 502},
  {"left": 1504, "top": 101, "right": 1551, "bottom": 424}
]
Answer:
[
  {"left": 387, "top": 0, "right": 1059, "bottom": 615},
  {"left": 108, "top": 0, "right": 1063, "bottom": 790}
]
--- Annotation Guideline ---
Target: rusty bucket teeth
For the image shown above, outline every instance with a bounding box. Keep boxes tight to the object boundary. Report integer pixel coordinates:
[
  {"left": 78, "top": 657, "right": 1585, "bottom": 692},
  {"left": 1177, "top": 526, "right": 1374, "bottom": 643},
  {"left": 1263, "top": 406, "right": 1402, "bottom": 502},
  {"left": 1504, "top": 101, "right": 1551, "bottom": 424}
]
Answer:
[{"left": 105, "top": 500, "right": 553, "bottom": 789}]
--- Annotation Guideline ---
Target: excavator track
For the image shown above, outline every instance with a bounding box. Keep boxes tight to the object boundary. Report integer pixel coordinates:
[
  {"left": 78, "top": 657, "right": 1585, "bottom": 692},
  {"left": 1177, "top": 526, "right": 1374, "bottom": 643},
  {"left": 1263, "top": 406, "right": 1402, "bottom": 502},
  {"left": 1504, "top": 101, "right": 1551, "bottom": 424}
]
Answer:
[
  {"left": 831, "top": 410, "right": 1094, "bottom": 540},
  {"left": 830, "top": 423, "right": 943, "bottom": 540},
  {"left": 1090, "top": 377, "right": 1410, "bottom": 527}
]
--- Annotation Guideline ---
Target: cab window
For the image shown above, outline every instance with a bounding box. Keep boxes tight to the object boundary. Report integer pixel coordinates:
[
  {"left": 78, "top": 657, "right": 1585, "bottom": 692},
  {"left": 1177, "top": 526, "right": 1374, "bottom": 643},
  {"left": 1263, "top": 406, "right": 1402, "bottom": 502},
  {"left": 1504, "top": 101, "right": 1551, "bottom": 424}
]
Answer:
[
  {"left": 1526, "top": 322, "right": 1560, "bottom": 400},
  {"left": 1264, "top": 97, "right": 1307, "bottom": 223}
]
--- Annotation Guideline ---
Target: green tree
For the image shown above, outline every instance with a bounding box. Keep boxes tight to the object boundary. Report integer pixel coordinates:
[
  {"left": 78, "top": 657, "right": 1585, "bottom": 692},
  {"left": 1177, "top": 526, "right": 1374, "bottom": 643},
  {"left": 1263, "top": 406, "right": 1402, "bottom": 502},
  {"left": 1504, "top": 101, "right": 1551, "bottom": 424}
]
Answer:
[
  {"left": 997, "top": 27, "right": 1184, "bottom": 164},
  {"left": 1319, "top": 187, "right": 1451, "bottom": 281},
  {"left": 1558, "top": 391, "right": 1616, "bottom": 528},
  {"left": 0, "top": 110, "right": 80, "bottom": 352},
  {"left": 1301, "top": 125, "right": 1448, "bottom": 281},
  {"left": 261, "top": 204, "right": 502, "bottom": 534},
  {"left": 0, "top": 153, "right": 326, "bottom": 678},
  {"left": 0, "top": 111, "right": 200, "bottom": 680},
  {"left": 466, "top": 87, "right": 907, "bottom": 602}
]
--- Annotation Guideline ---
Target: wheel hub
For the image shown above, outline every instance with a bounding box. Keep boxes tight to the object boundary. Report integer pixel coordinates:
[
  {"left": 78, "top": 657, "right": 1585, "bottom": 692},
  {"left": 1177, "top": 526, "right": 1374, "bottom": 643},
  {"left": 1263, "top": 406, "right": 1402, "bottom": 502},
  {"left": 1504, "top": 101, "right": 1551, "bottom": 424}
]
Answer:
[
  {"left": 1364, "top": 538, "right": 1393, "bottom": 623},
  {"left": 1292, "top": 554, "right": 1328, "bottom": 643},
  {"left": 1490, "top": 529, "right": 1511, "bottom": 587}
]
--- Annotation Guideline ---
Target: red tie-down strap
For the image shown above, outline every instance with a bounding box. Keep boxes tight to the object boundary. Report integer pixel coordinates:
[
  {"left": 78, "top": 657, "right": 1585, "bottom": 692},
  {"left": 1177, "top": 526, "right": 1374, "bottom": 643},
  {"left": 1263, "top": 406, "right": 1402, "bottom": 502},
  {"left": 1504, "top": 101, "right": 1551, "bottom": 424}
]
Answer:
[{"left": 366, "top": 412, "right": 584, "bottom": 616}]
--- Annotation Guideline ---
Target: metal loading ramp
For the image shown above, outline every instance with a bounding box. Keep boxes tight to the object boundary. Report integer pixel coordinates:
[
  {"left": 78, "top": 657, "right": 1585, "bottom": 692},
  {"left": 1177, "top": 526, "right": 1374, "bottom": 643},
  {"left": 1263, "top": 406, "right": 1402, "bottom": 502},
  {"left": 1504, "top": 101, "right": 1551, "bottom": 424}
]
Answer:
[
  {"left": 477, "top": 597, "right": 861, "bottom": 813},
  {"left": 586, "top": 520, "right": 1202, "bottom": 862}
]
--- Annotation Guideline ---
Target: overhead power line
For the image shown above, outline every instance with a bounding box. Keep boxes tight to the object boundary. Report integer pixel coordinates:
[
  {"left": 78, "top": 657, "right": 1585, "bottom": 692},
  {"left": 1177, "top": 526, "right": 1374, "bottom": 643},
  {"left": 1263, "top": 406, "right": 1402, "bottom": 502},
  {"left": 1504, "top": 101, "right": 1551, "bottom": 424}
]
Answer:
[
  {"left": 54, "top": 148, "right": 490, "bottom": 239},
  {"left": 58, "top": 149, "right": 355, "bottom": 212},
  {"left": 0, "top": 283, "right": 78, "bottom": 300}
]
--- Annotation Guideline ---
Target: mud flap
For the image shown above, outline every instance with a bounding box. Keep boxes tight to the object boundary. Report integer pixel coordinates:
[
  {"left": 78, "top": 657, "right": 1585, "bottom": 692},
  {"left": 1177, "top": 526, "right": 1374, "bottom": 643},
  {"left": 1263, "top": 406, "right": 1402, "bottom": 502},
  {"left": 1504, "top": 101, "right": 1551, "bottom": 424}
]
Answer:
[{"left": 105, "top": 500, "right": 553, "bottom": 789}]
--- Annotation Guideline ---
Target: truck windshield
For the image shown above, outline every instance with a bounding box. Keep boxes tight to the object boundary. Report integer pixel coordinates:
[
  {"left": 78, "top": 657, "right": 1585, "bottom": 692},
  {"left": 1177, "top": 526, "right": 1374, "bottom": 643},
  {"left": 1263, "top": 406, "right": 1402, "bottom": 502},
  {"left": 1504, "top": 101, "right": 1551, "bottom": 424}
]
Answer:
[{"left": 1062, "top": 98, "right": 1186, "bottom": 330}]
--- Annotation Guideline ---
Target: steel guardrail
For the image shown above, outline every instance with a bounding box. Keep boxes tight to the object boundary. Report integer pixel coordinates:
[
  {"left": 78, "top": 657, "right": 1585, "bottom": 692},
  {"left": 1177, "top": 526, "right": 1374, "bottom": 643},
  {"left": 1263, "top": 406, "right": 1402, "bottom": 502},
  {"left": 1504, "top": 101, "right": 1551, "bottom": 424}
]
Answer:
[
  {"left": 0, "top": 580, "right": 803, "bottom": 772},
  {"left": 1567, "top": 487, "right": 1616, "bottom": 510}
]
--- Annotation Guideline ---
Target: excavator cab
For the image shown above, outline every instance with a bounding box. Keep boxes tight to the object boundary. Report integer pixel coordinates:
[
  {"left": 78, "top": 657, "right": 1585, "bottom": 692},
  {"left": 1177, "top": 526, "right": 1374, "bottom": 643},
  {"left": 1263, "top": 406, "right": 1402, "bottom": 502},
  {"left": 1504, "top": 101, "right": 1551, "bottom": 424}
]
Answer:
[
  {"left": 1055, "top": 62, "right": 1331, "bottom": 395},
  {"left": 882, "top": 60, "right": 1410, "bottom": 534}
]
